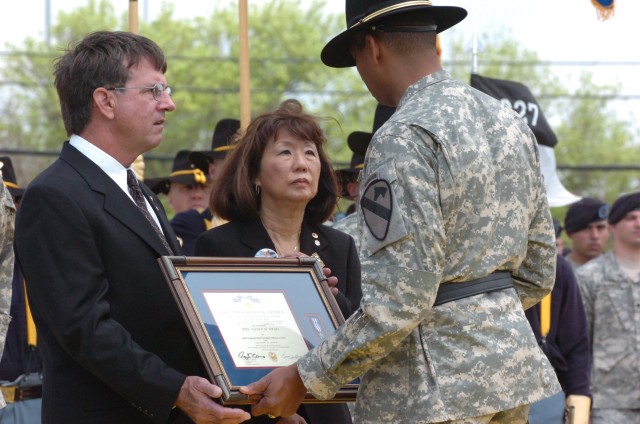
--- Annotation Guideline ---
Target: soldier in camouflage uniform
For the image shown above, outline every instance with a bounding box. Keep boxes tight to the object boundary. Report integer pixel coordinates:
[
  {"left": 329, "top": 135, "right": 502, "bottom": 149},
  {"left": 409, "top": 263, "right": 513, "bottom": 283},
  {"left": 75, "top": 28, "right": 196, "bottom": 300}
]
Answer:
[
  {"left": 575, "top": 191, "right": 640, "bottom": 424},
  {"left": 242, "top": 2, "right": 559, "bottom": 423},
  {"left": 0, "top": 170, "right": 16, "bottom": 408}
]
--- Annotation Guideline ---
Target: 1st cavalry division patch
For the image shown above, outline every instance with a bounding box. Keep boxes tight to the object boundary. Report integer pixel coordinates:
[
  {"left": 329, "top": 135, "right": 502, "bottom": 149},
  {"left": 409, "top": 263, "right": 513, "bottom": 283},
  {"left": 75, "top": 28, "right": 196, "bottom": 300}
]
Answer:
[{"left": 360, "top": 179, "right": 392, "bottom": 241}]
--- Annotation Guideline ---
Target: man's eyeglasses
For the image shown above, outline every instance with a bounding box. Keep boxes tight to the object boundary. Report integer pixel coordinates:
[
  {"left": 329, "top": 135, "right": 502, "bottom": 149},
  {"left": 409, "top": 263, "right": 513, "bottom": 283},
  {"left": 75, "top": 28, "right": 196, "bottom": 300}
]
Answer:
[{"left": 107, "top": 82, "right": 172, "bottom": 101}]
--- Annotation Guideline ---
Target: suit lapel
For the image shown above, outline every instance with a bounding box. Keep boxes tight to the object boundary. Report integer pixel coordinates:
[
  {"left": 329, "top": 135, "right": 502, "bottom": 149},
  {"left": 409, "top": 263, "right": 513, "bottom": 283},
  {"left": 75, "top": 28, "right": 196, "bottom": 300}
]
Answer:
[
  {"left": 60, "top": 143, "right": 177, "bottom": 257},
  {"left": 139, "top": 182, "right": 181, "bottom": 255},
  {"left": 299, "top": 222, "right": 330, "bottom": 260},
  {"left": 240, "top": 219, "right": 275, "bottom": 256}
]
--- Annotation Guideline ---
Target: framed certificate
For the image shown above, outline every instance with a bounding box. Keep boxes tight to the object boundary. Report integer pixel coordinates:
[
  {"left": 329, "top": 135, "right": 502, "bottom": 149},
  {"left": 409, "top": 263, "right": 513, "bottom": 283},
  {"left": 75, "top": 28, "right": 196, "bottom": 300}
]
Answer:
[{"left": 158, "top": 256, "right": 358, "bottom": 404}]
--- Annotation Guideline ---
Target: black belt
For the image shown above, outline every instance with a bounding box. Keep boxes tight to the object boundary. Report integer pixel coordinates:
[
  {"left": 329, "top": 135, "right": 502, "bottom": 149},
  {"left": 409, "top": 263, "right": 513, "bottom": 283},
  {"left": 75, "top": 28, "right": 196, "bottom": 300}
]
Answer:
[
  {"left": 434, "top": 271, "right": 513, "bottom": 306},
  {"left": 0, "top": 384, "right": 42, "bottom": 403}
]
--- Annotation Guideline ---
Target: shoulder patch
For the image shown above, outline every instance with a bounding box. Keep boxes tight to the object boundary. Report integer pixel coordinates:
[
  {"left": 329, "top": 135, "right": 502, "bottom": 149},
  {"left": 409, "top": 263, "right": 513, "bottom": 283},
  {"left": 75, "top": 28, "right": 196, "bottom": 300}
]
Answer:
[{"left": 360, "top": 179, "right": 392, "bottom": 241}]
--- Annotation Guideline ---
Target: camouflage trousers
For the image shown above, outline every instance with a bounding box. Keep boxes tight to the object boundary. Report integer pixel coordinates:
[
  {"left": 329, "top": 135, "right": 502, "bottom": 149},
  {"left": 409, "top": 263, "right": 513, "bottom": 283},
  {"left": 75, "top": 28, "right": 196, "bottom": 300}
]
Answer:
[
  {"left": 437, "top": 404, "right": 530, "bottom": 424},
  {"left": 351, "top": 404, "right": 530, "bottom": 423}
]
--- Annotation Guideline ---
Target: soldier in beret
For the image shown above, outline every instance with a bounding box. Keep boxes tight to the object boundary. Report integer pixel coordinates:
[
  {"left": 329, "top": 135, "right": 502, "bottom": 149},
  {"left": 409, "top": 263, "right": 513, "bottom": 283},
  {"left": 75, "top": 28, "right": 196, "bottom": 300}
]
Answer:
[
  {"left": 241, "top": 1, "right": 559, "bottom": 423},
  {"left": 575, "top": 191, "right": 640, "bottom": 423},
  {"left": 564, "top": 197, "right": 610, "bottom": 271}
]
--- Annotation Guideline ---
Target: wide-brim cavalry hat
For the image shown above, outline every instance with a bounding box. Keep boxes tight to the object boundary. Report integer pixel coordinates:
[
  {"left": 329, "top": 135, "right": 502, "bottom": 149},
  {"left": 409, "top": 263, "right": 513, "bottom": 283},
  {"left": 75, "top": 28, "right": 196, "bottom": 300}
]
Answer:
[
  {"left": 144, "top": 150, "right": 210, "bottom": 195},
  {"left": 0, "top": 156, "right": 25, "bottom": 201},
  {"left": 190, "top": 118, "right": 240, "bottom": 171},
  {"left": 321, "top": 0, "right": 467, "bottom": 68}
]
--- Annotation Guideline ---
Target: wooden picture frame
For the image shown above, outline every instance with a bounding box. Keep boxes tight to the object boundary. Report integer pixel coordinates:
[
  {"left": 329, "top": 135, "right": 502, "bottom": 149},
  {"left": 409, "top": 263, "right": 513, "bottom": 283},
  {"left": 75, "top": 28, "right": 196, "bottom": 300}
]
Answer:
[{"left": 158, "top": 256, "right": 358, "bottom": 404}]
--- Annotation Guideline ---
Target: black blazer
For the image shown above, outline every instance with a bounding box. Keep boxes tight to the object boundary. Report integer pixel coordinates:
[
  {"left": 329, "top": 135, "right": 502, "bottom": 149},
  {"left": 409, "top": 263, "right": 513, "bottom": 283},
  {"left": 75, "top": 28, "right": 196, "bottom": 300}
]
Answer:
[
  {"left": 14, "top": 142, "right": 203, "bottom": 424},
  {"left": 194, "top": 218, "right": 361, "bottom": 424}
]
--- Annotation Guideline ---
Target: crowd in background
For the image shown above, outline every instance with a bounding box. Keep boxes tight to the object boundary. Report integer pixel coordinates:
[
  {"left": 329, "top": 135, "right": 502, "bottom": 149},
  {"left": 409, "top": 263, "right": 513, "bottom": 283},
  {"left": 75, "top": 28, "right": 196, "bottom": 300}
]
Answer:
[{"left": 1, "top": 1, "right": 640, "bottom": 423}]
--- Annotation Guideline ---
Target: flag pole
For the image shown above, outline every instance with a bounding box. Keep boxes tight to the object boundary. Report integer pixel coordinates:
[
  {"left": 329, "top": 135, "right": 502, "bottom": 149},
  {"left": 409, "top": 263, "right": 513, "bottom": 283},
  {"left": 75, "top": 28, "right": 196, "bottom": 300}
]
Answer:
[
  {"left": 239, "top": 0, "right": 251, "bottom": 131},
  {"left": 129, "top": 0, "right": 146, "bottom": 180},
  {"left": 129, "top": 0, "right": 139, "bottom": 34},
  {"left": 471, "top": 30, "right": 478, "bottom": 75}
]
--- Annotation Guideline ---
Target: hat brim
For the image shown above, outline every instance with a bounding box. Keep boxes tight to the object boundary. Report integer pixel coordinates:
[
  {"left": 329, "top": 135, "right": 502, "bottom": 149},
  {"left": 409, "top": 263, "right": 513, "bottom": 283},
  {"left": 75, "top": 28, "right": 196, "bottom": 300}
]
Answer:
[
  {"left": 321, "top": 5, "right": 467, "bottom": 68},
  {"left": 189, "top": 150, "right": 229, "bottom": 171},
  {"left": 347, "top": 131, "right": 372, "bottom": 155},
  {"left": 143, "top": 178, "right": 171, "bottom": 195},
  {"left": 143, "top": 174, "right": 210, "bottom": 195},
  {"left": 7, "top": 187, "right": 25, "bottom": 201}
]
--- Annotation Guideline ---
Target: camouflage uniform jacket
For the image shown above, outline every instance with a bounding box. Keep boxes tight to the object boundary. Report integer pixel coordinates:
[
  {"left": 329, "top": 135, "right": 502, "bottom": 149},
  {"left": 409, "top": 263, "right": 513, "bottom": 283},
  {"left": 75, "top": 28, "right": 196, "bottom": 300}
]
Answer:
[
  {"left": 297, "top": 70, "right": 559, "bottom": 423},
  {"left": 0, "top": 180, "right": 16, "bottom": 408},
  {"left": 575, "top": 251, "right": 640, "bottom": 409}
]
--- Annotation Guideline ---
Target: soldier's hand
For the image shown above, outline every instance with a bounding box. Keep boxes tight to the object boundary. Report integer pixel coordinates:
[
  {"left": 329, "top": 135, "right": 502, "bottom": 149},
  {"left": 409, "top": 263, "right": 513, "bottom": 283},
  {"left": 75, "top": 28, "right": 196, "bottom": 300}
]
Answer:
[{"left": 239, "top": 364, "right": 307, "bottom": 418}]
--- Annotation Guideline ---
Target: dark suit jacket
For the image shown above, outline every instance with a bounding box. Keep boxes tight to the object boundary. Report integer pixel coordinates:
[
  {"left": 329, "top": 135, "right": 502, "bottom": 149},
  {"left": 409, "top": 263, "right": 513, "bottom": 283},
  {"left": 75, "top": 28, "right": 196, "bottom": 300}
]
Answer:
[
  {"left": 14, "top": 142, "right": 204, "bottom": 424},
  {"left": 194, "top": 218, "right": 361, "bottom": 424}
]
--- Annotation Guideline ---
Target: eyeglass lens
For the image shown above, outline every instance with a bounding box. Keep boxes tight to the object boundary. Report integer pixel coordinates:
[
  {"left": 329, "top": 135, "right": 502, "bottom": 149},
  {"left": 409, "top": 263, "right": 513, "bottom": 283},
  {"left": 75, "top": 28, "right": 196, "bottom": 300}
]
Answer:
[{"left": 152, "top": 83, "right": 171, "bottom": 100}]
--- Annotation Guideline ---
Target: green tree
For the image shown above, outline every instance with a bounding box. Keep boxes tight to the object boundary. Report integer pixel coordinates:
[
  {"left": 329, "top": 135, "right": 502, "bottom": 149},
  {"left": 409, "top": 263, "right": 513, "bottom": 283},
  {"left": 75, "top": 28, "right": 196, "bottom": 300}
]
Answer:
[
  {"left": 2, "top": 3, "right": 638, "bottom": 205},
  {"left": 0, "top": 0, "right": 372, "bottom": 182}
]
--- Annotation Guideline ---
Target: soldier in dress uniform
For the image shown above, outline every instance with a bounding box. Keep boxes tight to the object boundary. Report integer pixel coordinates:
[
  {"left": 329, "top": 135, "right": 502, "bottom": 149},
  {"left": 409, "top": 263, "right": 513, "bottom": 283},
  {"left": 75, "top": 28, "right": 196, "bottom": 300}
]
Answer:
[
  {"left": 167, "top": 119, "right": 240, "bottom": 256},
  {"left": 575, "top": 191, "right": 640, "bottom": 424},
  {"left": 144, "top": 150, "right": 211, "bottom": 216},
  {"left": 240, "top": 2, "right": 559, "bottom": 423}
]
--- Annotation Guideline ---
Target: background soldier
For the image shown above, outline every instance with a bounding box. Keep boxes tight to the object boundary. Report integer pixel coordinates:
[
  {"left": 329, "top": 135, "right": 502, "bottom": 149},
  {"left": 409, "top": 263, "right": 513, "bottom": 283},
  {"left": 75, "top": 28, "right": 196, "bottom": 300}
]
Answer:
[
  {"left": 563, "top": 197, "right": 610, "bottom": 271},
  {"left": 575, "top": 191, "right": 640, "bottom": 424}
]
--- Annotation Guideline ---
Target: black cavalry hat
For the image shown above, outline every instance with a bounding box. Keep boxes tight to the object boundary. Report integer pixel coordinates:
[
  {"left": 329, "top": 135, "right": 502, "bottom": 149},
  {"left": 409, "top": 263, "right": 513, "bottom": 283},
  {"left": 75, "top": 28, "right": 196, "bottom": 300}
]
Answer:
[
  {"left": 0, "top": 156, "right": 25, "bottom": 201},
  {"left": 190, "top": 119, "right": 240, "bottom": 171},
  {"left": 144, "top": 150, "right": 209, "bottom": 195},
  {"left": 321, "top": 0, "right": 467, "bottom": 68}
]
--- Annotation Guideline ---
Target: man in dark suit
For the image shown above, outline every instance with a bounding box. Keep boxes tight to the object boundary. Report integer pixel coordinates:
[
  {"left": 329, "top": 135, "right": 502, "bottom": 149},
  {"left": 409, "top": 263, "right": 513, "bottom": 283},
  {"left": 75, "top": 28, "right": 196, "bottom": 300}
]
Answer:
[{"left": 13, "top": 31, "right": 250, "bottom": 424}]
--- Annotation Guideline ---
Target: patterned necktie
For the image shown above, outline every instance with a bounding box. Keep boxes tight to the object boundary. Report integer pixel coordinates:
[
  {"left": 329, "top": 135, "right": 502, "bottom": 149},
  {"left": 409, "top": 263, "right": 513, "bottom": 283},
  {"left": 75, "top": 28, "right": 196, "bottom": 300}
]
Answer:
[{"left": 126, "top": 169, "right": 172, "bottom": 254}]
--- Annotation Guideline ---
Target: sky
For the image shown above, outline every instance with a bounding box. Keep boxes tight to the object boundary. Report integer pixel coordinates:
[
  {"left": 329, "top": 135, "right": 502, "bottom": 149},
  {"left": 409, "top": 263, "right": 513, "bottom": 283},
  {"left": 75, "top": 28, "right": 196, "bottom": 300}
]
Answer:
[{"left": 1, "top": 0, "right": 639, "bottom": 124}]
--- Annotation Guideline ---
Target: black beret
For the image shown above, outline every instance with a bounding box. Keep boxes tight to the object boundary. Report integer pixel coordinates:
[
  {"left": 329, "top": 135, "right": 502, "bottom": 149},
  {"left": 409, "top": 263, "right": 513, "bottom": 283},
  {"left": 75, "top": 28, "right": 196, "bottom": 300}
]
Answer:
[
  {"left": 608, "top": 192, "right": 640, "bottom": 225},
  {"left": 564, "top": 197, "right": 609, "bottom": 233}
]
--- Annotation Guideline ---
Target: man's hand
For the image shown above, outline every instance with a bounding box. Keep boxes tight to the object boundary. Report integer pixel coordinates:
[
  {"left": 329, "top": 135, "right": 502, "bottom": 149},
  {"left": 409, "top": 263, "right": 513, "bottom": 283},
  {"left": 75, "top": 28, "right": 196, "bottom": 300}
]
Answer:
[
  {"left": 175, "top": 376, "right": 251, "bottom": 424},
  {"left": 239, "top": 364, "right": 307, "bottom": 418}
]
